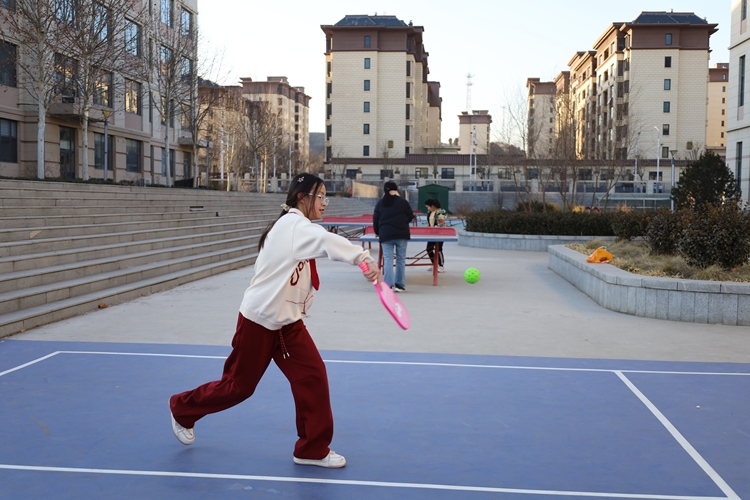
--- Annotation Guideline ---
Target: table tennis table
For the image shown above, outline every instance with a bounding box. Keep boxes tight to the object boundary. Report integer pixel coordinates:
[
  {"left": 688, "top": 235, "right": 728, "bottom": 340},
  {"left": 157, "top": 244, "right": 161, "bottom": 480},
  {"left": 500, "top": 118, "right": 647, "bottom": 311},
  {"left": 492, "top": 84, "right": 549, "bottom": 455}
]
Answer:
[{"left": 360, "top": 226, "right": 458, "bottom": 286}]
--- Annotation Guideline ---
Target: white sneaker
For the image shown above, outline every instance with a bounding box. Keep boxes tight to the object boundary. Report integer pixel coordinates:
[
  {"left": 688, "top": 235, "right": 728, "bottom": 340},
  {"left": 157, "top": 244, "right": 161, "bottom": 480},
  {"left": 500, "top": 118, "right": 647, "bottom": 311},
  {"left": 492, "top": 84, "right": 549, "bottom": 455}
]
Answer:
[
  {"left": 293, "top": 451, "right": 346, "bottom": 468},
  {"left": 438, "top": 267, "right": 445, "bottom": 273},
  {"left": 169, "top": 400, "right": 194, "bottom": 445}
]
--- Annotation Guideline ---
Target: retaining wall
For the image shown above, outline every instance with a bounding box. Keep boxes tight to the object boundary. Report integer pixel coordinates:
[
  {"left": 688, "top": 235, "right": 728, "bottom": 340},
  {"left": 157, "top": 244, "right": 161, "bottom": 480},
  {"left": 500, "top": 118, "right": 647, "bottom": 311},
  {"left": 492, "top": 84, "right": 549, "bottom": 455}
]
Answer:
[
  {"left": 548, "top": 245, "right": 750, "bottom": 326},
  {"left": 458, "top": 230, "right": 616, "bottom": 252}
]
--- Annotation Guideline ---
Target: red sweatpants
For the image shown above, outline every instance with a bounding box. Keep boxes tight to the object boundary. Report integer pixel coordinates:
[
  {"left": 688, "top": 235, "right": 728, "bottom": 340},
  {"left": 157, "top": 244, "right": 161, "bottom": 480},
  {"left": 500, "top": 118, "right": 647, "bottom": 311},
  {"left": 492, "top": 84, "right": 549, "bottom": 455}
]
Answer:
[{"left": 169, "top": 314, "right": 334, "bottom": 460}]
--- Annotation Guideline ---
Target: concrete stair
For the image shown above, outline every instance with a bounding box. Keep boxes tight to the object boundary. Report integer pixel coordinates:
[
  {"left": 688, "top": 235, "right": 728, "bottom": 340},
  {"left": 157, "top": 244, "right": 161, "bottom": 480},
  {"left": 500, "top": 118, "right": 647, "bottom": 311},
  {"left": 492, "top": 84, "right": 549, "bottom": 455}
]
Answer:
[{"left": 0, "top": 179, "right": 375, "bottom": 337}]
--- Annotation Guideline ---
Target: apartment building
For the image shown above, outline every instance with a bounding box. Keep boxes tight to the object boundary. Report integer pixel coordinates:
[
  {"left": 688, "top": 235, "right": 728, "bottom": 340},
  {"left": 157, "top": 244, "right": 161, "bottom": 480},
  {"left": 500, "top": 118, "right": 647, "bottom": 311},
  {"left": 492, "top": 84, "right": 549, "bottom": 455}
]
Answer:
[
  {"left": 565, "top": 12, "right": 717, "bottom": 171},
  {"left": 526, "top": 78, "right": 557, "bottom": 159},
  {"left": 707, "top": 63, "right": 729, "bottom": 155},
  {"left": 320, "top": 14, "right": 442, "bottom": 171},
  {"left": 239, "top": 76, "right": 311, "bottom": 166},
  {"left": 458, "top": 110, "right": 492, "bottom": 155},
  {"left": 0, "top": 0, "right": 198, "bottom": 185},
  {"left": 727, "top": 0, "right": 750, "bottom": 203}
]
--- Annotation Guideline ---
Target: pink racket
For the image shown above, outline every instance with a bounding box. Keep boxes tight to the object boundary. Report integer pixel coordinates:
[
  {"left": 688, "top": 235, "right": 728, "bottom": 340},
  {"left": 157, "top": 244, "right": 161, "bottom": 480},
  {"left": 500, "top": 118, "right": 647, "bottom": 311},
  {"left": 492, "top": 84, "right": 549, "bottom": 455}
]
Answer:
[{"left": 358, "top": 262, "right": 410, "bottom": 330}]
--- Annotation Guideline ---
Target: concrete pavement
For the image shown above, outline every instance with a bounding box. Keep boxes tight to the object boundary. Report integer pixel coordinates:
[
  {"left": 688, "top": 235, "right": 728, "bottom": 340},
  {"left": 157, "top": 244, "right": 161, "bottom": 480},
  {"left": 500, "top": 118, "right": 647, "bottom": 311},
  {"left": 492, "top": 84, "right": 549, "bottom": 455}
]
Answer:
[{"left": 10, "top": 242, "right": 750, "bottom": 364}]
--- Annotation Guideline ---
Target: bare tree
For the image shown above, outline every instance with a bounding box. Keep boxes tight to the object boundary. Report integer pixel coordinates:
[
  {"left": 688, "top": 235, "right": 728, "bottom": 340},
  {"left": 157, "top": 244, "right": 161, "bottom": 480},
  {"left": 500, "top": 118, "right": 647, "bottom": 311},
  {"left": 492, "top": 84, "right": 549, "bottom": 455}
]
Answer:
[
  {"left": 239, "top": 98, "right": 277, "bottom": 192},
  {"left": 54, "top": 0, "right": 147, "bottom": 180},
  {"left": 0, "top": 0, "right": 59, "bottom": 179},
  {"left": 145, "top": 0, "right": 196, "bottom": 187}
]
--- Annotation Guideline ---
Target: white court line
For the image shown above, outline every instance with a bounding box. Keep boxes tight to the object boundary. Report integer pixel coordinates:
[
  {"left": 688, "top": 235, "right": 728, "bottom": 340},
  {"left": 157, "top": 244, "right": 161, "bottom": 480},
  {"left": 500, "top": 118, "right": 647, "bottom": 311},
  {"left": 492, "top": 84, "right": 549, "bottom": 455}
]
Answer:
[
  {"left": 0, "top": 464, "right": 731, "bottom": 500},
  {"left": 0, "top": 349, "right": 743, "bottom": 499},
  {"left": 0, "top": 351, "right": 62, "bottom": 378},
  {"left": 614, "top": 371, "right": 740, "bottom": 500},
  {"left": 35, "top": 350, "right": 750, "bottom": 377}
]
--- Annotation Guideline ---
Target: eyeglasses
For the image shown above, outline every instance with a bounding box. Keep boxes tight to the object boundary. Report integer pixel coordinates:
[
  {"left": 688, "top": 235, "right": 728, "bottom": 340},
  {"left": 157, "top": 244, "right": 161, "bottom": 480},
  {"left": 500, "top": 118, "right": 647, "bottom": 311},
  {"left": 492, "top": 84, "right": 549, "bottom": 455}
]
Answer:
[{"left": 306, "top": 193, "right": 329, "bottom": 205}]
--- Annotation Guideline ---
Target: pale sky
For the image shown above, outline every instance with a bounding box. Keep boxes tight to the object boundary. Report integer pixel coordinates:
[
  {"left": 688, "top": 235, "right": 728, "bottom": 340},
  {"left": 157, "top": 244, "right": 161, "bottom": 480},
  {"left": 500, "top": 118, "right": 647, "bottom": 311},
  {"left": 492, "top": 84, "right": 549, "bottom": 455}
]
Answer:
[{"left": 197, "top": 0, "right": 731, "bottom": 144}]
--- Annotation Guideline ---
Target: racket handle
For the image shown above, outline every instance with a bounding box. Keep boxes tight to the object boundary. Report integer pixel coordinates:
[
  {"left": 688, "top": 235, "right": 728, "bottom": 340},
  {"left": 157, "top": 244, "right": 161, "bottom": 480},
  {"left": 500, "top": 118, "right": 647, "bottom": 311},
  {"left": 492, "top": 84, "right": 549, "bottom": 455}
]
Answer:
[{"left": 358, "top": 261, "right": 369, "bottom": 273}]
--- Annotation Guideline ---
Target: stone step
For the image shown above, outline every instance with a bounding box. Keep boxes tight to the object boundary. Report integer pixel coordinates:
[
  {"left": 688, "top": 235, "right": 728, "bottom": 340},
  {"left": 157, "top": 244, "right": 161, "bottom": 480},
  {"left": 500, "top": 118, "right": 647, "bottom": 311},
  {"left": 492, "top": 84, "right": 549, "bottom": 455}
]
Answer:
[
  {"left": 0, "top": 252, "right": 258, "bottom": 338},
  {"left": 0, "top": 218, "right": 272, "bottom": 255},
  {"left": 0, "top": 243, "right": 258, "bottom": 316},
  {"left": 0, "top": 224, "right": 266, "bottom": 274}
]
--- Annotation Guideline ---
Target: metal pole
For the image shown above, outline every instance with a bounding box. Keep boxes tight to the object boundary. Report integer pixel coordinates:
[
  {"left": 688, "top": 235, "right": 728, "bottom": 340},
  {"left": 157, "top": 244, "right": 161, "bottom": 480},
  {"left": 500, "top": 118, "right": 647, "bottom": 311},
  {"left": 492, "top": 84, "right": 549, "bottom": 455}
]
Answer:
[
  {"left": 654, "top": 126, "right": 660, "bottom": 194},
  {"left": 670, "top": 150, "right": 676, "bottom": 211}
]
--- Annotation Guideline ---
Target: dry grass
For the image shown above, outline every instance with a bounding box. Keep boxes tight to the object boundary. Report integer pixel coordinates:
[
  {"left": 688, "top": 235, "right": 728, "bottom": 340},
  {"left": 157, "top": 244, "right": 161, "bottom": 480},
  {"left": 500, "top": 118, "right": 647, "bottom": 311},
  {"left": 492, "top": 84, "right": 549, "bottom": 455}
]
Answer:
[{"left": 568, "top": 240, "right": 750, "bottom": 282}]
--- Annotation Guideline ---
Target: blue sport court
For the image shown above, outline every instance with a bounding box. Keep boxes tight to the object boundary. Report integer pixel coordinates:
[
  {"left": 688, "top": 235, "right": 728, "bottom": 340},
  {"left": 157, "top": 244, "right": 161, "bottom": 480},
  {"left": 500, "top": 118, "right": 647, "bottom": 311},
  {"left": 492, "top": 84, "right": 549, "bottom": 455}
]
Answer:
[{"left": 1, "top": 339, "right": 748, "bottom": 499}]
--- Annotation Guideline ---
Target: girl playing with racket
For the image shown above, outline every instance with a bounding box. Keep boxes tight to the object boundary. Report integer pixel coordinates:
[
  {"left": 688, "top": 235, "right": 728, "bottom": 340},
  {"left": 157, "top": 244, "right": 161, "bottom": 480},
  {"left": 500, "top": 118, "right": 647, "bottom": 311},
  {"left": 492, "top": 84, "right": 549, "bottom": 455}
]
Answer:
[{"left": 169, "top": 173, "right": 379, "bottom": 469}]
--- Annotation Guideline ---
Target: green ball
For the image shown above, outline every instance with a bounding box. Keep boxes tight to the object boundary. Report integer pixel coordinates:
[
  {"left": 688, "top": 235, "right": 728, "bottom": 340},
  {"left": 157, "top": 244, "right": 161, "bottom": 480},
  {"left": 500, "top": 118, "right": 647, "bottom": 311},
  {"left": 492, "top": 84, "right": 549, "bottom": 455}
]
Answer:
[{"left": 464, "top": 267, "right": 480, "bottom": 284}]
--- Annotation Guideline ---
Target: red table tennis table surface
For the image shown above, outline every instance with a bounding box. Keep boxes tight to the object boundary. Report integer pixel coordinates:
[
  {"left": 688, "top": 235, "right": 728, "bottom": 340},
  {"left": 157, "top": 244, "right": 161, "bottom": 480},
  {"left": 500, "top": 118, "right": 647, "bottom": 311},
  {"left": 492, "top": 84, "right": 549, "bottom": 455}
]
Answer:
[{"left": 361, "top": 226, "right": 458, "bottom": 285}]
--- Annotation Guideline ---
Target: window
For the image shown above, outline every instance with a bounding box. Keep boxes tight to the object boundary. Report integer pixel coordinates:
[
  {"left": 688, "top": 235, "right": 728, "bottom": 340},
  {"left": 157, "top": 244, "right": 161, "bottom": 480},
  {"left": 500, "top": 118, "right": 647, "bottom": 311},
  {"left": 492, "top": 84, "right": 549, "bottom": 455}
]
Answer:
[
  {"left": 406, "top": 61, "right": 411, "bottom": 77},
  {"left": 441, "top": 168, "right": 455, "bottom": 179},
  {"left": 1, "top": 0, "right": 15, "bottom": 9},
  {"left": 160, "top": 45, "right": 173, "bottom": 78},
  {"left": 740, "top": 56, "right": 746, "bottom": 107},
  {"left": 405, "top": 125, "right": 410, "bottom": 141},
  {"left": 363, "top": 145, "right": 370, "bottom": 156},
  {"left": 405, "top": 147, "right": 410, "bottom": 154},
  {"left": 363, "top": 123, "right": 369, "bottom": 134},
  {"left": 664, "top": 56, "right": 671, "bottom": 68},
  {"left": 125, "top": 79, "right": 141, "bottom": 114},
  {"left": 0, "top": 41, "right": 17, "bottom": 87},
  {"left": 662, "top": 124, "right": 670, "bottom": 136},
  {"left": 406, "top": 82, "right": 411, "bottom": 98},
  {"left": 181, "top": 8, "right": 192, "bottom": 37},
  {"left": 326, "top": 124, "right": 331, "bottom": 140},
  {"left": 160, "top": 148, "right": 175, "bottom": 176},
  {"left": 125, "top": 19, "right": 141, "bottom": 57},
  {"left": 665, "top": 33, "right": 672, "bottom": 45},
  {"left": 737, "top": 142, "right": 743, "bottom": 197},
  {"left": 743, "top": 0, "right": 748, "bottom": 21},
  {"left": 126, "top": 139, "right": 142, "bottom": 173},
  {"left": 94, "top": 3, "right": 110, "bottom": 43},
  {"left": 180, "top": 57, "right": 192, "bottom": 82},
  {"left": 664, "top": 79, "right": 671, "bottom": 90},
  {"left": 364, "top": 58, "right": 370, "bottom": 69},
  {"left": 0, "top": 118, "right": 17, "bottom": 163},
  {"left": 327, "top": 61, "right": 331, "bottom": 76},
  {"left": 181, "top": 104, "right": 191, "bottom": 129},
  {"left": 661, "top": 146, "right": 669, "bottom": 159},
  {"left": 183, "top": 152, "right": 191, "bottom": 178},
  {"left": 326, "top": 146, "right": 332, "bottom": 162},
  {"left": 405, "top": 104, "right": 410, "bottom": 119},
  {"left": 94, "top": 69, "right": 112, "bottom": 107},
  {"left": 54, "top": 53, "right": 78, "bottom": 103},
  {"left": 94, "top": 133, "right": 113, "bottom": 170},
  {"left": 663, "top": 101, "right": 670, "bottom": 113},
  {"left": 363, "top": 101, "right": 370, "bottom": 112},
  {"left": 55, "top": 0, "right": 77, "bottom": 27},
  {"left": 160, "top": 0, "right": 173, "bottom": 27},
  {"left": 364, "top": 80, "right": 370, "bottom": 91},
  {"left": 364, "top": 35, "right": 371, "bottom": 47},
  {"left": 326, "top": 82, "right": 331, "bottom": 98}
]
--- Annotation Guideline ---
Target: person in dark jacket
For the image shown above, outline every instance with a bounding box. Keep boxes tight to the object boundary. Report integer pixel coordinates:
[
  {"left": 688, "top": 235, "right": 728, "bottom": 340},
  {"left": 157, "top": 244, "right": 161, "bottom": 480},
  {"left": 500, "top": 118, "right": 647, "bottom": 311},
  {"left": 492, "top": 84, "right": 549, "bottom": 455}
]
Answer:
[{"left": 373, "top": 181, "right": 413, "bottom": 292}]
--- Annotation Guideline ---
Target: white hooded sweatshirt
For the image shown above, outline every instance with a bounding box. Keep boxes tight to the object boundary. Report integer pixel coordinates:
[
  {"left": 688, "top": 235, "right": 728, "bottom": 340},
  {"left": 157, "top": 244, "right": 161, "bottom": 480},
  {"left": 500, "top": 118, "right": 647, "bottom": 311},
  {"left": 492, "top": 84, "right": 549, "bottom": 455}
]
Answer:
[{"left": 239, "top": 208, "right": 371, "bottom": 330}]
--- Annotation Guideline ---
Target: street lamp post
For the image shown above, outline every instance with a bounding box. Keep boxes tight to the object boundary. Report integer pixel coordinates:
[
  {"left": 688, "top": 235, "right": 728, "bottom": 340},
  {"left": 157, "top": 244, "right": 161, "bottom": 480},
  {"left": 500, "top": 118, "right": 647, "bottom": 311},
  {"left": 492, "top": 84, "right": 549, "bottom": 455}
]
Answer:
[
  {"left": 653, "top": 126, "right": 661, "bottom": 193},
  {"left": 670, "top": 149, "right": 677, "bottom": 211},
  {"left": 102, "top": 109, "right": 112, "bottom": 182}
]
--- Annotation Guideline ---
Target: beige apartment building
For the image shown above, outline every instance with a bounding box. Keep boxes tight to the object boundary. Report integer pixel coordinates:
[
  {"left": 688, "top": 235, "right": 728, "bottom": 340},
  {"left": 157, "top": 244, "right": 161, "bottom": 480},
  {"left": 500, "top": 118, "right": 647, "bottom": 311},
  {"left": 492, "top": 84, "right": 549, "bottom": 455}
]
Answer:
[
  {"left": 239, "top": 76, "right": 311, "bottom": 167},
  {"left": 707, "top": 63, "right": 729, "bottom": 155},
  {"left": 458, "top": 110, "right": 492, "bottom": 155},
  {"left": 726, "top": 0, "right": 750, "bottom": 203},
  {"left": 526, "top": 78, "right": 557, "bottom": 159},
  {"left": 0, "top": 0, "right": 198, "bottom": 186},
  {"left": 320, "top": 14, "right": 442, "bottom": 175},
  {"left": 564, "top": 12, "right": 717, "bottom": 175}
]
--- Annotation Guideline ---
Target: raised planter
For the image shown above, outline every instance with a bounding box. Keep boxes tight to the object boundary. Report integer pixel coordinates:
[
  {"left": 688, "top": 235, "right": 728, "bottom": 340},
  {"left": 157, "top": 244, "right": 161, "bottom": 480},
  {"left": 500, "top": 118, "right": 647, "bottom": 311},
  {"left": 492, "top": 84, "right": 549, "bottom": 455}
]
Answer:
[
  {"left": 548, "top": 244, "right": 750, "bottom": 326},
  {"left": 458, "top": 230, "right": 616, "bottom": 252}
]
